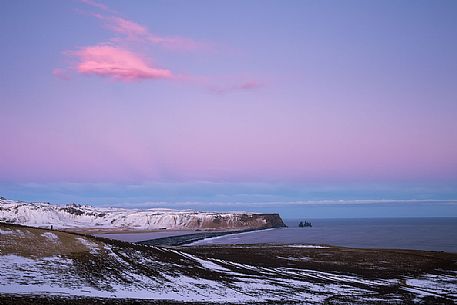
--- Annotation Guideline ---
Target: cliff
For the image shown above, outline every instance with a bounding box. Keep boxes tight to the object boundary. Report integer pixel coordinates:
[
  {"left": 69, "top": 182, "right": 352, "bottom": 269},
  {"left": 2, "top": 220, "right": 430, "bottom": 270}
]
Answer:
[{"left": 0, "top": 198, "right": 286, "bottom": 231}]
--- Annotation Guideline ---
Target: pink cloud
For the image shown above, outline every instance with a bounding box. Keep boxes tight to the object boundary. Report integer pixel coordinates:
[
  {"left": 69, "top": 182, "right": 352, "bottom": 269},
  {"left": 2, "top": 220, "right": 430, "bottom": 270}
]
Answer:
[
  {"left": 108, "top": 16, "right": 148, "bottom": 37},
  {"left": 71, "top": 46, "right": 172, "bottom": 81},
  {"left": 93, "top": 14, "right": 204, "bottom": 51},
  {"left": 56, "top": 0, "right": 259, "bottom": 90},
  {"left": 80, "top": 0, "right": 205, "bottom": 51}
]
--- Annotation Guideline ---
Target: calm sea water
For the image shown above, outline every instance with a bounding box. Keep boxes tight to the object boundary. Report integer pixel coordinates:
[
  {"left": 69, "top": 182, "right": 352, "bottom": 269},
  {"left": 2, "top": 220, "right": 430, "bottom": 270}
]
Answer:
[{"left": 191, "top": 217, "right": 457, "bottom": 253}]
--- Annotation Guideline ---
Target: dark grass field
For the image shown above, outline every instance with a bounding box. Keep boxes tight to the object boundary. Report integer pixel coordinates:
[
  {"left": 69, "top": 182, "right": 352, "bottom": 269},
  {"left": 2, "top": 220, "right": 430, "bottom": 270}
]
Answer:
[{"left": 184, "top": 244, "right": 457, "bottom": 279}]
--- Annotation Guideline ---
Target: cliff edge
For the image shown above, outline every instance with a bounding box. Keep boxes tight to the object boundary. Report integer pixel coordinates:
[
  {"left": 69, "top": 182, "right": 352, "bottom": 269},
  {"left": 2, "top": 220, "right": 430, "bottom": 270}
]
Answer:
[{"left": 0, "top": 197, "right": 286, "bottom": 231}]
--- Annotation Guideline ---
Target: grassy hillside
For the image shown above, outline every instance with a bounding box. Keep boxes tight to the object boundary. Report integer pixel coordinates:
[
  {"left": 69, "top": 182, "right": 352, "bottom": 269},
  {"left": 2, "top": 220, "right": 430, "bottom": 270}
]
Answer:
[{"left": 0, "top": 223, "right": 456, "bottom": 304}]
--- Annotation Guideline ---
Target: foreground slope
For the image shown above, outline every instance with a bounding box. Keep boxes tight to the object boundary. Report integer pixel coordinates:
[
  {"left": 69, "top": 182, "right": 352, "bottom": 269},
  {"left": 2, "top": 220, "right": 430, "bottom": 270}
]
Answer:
[
  {"left": 0, "top": 223, "right": 456, "bottom": 304},
  {"left": 0, "top": 198, "right": 285, "bottom": 231}
]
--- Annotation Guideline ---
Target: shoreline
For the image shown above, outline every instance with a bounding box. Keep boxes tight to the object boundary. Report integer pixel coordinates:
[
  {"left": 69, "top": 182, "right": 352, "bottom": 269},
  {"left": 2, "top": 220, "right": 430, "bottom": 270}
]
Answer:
[
  {"left": 137, "top": 227, "right": 276, "bottom": 246},
  {"left": 6, "top": 220, "right": 455, "bottom": 253}
]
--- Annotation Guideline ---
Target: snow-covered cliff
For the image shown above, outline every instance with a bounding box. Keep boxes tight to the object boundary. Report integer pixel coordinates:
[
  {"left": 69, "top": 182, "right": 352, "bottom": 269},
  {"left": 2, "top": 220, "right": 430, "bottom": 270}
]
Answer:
[{"left": 0, "top": 198, "right": 285, "bottom": 231}]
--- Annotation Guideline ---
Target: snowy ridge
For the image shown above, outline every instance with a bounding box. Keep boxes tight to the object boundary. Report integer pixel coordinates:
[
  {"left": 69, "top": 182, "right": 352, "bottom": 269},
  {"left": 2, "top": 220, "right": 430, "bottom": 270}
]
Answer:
[{"left": 0, "top": 198, "right": 285, "bottom": 230}]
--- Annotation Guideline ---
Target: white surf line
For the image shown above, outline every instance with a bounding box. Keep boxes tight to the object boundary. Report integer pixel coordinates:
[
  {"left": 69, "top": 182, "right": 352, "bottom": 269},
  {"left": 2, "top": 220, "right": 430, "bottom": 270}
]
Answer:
[
  {"left": 186, "top": 228, "right": 277, "bottom": 246},
  {"left": 287, "top": 245, "right": 329, "bottom": 248}
]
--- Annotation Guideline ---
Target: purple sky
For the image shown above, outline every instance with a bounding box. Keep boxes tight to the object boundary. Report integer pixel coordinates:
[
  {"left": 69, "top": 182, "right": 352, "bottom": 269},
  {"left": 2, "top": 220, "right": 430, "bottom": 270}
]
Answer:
[{"left": 1, "top": 1, "right": 457, "bottom": 215}]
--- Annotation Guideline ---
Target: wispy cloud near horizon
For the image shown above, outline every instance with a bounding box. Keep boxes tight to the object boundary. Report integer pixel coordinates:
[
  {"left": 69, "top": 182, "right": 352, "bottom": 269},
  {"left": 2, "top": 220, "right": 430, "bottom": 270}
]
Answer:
[
  {"left": 209, "top": 80, "right": 263, "bottom": 94},
  {"left": 1, "top": 181, "right": 457, "bottom": 217}
]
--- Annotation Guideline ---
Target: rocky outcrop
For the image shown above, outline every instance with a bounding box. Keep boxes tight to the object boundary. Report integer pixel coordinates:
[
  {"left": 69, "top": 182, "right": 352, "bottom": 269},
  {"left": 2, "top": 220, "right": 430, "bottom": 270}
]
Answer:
[
  {"left": 258, "top": 213, "right": 287, "bottom": 228},
  {"left": 192, "top": 212, "right": 286, "bottom": 229}
]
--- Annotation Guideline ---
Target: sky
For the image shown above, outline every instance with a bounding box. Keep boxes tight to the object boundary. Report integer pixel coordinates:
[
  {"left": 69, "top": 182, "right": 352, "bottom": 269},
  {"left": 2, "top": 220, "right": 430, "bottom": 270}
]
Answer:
[{"left": 1, "top": 0, "right": 457, "bottom": 217}]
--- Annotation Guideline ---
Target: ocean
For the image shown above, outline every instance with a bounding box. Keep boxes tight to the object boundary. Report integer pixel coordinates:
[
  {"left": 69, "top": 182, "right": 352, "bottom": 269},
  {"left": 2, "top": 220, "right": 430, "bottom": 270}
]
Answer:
[{"left": 190, "top": 217, "right": 457, "bottom": 253}]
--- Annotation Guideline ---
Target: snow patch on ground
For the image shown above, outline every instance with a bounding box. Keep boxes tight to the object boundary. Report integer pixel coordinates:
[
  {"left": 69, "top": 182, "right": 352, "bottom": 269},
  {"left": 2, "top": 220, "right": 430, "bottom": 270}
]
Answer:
[
  {"left": 0, "top": 247, "right": 455, "bottom": 304},
  {"left": 179, "top": 252, "right": 232, "bottom": 273},
  {"left": 0, "top": 229, "right": 14, "bottom": 235},
  {"left": 277, "top": 256, "right": 312, "bottom": 262},
  {"left": 41, "top": 232, "right": 59, "bottom": 242},
  {"left": 0, "top": 255, "right": 77, "bottom": 294},
  {"left": 0, "top": 228, "right": 29, "bottom": 237},
  {"left": 405, "top": 274, "right": 457, "bottom": 300},
  {"left": 76, "top": 237, "right": 99, "bottom": 254}
]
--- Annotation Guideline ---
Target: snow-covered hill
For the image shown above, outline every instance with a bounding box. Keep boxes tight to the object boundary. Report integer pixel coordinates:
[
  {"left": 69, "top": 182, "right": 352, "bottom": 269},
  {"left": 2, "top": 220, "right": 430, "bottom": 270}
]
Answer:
[{"left": 0, "top": 197, "right": 285, "bottom": 231}]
